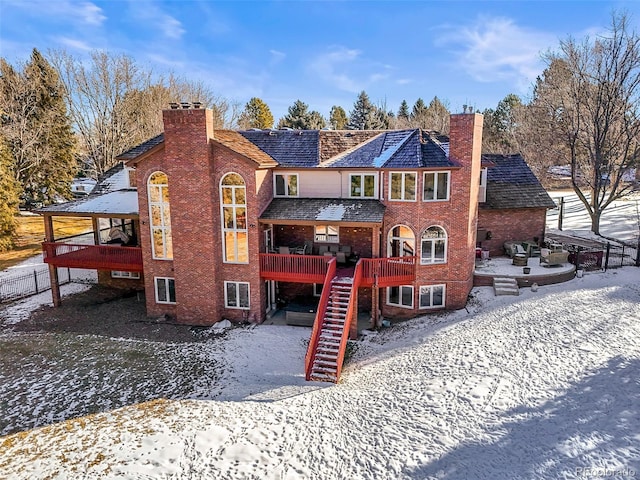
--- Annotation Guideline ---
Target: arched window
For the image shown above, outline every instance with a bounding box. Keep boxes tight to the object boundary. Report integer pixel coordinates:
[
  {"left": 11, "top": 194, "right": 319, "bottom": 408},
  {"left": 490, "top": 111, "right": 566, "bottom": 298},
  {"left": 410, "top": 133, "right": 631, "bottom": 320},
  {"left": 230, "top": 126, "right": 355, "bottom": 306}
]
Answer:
[
  {"left": 220, "top": 173, "right": 248, "bottom": 263},
  {"left": 421, "top": 226, "right": 447, "bottom": 264},
  {"left": 148, "top": 172, "right": 173, "bottom": 260},
  {"left": 388, "top": 225, "right": 415, "bottom": 257}
]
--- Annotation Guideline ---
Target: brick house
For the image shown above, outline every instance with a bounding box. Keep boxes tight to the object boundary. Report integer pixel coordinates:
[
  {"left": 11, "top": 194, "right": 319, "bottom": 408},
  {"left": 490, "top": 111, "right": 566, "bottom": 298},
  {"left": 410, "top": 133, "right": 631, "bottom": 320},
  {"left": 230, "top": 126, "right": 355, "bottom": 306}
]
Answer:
[{"left": 39, "top": 105, "right": 552, "bottom": 381}]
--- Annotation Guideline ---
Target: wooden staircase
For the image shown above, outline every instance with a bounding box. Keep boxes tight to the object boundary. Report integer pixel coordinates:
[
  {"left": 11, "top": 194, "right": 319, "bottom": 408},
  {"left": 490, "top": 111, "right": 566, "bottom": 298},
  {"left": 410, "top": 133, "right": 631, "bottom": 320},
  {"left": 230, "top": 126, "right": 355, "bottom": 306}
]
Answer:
[{"left": 307, "top": 279, "right": 353, "bottom": 382}]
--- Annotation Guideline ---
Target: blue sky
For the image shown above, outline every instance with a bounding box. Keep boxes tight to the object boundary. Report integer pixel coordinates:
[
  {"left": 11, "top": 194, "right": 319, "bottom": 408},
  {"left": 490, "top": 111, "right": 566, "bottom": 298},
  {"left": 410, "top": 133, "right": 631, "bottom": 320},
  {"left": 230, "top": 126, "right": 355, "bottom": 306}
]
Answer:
[{"left": 1, "top": 0, "right": 640, "bottom": 122}]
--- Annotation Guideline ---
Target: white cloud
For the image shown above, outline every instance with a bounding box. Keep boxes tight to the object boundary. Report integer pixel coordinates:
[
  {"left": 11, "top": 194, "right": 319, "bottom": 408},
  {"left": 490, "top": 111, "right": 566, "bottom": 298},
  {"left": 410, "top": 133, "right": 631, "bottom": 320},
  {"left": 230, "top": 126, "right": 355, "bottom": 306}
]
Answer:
[
  {"left": 308, "top": 46, "right": 364, "bottom": 93},
  {"left": 4, "top": 1, "right": 106, "bottom": 26},
  {"left": 128, "top": 1, "right": 185, "bottom": 40},
  {"left": 437, "top": 16, "right": 557, "bottom": 91},
  {"left": 269, "top": 49, "right": 286, "bottom": 65},
  {"left": 55, "top": 36, "right": 94, "bottom": 52}
]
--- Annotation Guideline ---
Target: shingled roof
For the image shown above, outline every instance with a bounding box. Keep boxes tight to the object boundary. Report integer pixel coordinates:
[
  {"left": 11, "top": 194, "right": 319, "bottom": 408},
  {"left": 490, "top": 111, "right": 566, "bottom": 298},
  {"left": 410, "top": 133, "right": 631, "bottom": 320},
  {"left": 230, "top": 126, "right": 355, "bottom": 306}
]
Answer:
[
  {"left": 481, "top": 154, "right": 556, "bottom": 209},
  {"left": 116, "top": 134, "right": 164, "bottom": 162},
  {"left": 212, "top": 130, "right": 278, "bottom": 168},
  {"left": 260, "top": 198, "right": 386, "bottom": 224},
  {"left": 239, "top": 130, "right": 320, "bottom": 167}
]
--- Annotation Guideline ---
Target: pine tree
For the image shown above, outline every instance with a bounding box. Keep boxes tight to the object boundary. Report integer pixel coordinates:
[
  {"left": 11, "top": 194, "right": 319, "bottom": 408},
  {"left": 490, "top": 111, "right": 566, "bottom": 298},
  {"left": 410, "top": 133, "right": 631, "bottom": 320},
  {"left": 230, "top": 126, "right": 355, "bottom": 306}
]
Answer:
[
  {"left": 410, "top": 98, "right": 428, "bottom": 128},
  {"left": 0, "top": 49, "right": 77, "bottom": 206},
  {"left": 424, "top": 96, "right": 450, "bottom": 133},
  {"left": 348, "top": 91, "right": 386, "bottom": 130},
  {"left": 0, "top": 135, "right": 20, "bottom": 251},
  {"left": 239, "top": 97, "right": 274, "bottom": 129},
  {"left": 277, "top": 100, "right": 326, "bottom": 129},
  {"left": 329, "top": 105, "right": 348, "bottom": 129},
  {"left": 397, "top": 100, "right": 410, "bottom": 120}
]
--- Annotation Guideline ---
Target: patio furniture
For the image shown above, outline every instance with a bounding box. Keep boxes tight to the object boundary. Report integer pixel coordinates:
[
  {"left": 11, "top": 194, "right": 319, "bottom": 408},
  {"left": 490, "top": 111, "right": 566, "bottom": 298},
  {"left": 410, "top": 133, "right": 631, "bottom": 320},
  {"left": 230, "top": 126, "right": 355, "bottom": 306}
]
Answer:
[
  {"left": 318, "top": 245, "right": 329, "bottom": 255},
  {"left": 512, "top": 254, "right": 528, "bottom": 266},
  {"left": 278, "top": 246, "right": 290, "bottom": 254},
  {"left": 336, "top": 251, "right": 347, "bottom": 264},
  {"left": 323, "top": 252, "right": 334, "bottom": 257},
  {"left": 540, "top": 250, "right": 569, "bottom": 267},
  {"left": 329, "top": 244, "right": 339, "bottom": 253},
  {"left": 339, "top": 245, "right": 351, "bottom": 254}
]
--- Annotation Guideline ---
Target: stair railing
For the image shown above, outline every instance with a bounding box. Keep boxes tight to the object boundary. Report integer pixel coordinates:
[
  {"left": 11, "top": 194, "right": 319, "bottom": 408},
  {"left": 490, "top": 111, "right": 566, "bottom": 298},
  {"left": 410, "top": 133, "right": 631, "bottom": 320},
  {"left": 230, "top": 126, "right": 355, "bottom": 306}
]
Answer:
[
  {"left": 304, "top": 257, "right": 337, "bottom": 380},
  {"left": 334, "top": 259, "right": 364, "bottom": 383}
]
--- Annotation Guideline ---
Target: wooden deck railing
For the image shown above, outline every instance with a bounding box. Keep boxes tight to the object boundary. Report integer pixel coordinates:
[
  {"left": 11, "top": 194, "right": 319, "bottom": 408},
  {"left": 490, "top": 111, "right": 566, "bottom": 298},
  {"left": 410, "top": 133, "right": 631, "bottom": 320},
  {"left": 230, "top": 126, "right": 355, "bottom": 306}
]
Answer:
[
  {"left": 333, "top": 260, "right": 364, "bottom": 382},
  {"left": 259, "top": 253, "right": 333, "bottom": 283},
  {"left": 42, "top": 242, "right": 143, "bottom": 272},
  {"left": 359, "top": 256, "right": 418, "bottom": 287},
  {"left": 304, "top": 258, "right": 337, "bottom": 380}
]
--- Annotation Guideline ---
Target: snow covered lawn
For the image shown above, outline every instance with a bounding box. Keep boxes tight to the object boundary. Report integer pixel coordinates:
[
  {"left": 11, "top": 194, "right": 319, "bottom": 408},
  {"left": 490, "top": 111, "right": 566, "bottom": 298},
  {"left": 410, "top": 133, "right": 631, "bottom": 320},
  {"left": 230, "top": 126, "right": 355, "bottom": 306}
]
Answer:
[{"left": 1, "top": 268, "right": 639, "bottom": 479}]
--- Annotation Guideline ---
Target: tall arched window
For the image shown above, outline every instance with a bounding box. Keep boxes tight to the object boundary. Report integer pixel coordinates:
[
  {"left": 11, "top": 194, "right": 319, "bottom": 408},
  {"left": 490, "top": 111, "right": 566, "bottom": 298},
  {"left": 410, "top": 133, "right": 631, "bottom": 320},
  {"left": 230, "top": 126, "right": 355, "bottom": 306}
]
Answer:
[
  {"left": 421, "top": 226, "right": 447, "bottom": 264},
  {"left": 388, "top": 225, "right": 415, "bottom": 257},
  {"left": 221, "top": 173, "right": 248, "bottom": 263},
  {"left": 148, "top": 172, "right": 173, "bottom": 260}
]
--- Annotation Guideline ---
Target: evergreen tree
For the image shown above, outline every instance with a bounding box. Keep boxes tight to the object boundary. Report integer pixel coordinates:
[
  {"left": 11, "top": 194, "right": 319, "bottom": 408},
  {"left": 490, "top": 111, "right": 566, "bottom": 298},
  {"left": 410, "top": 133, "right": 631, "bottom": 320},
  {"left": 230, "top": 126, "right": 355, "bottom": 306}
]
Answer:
[
  {"left": 424, "top": 96, "right": 450, "bottom": 133},
  {"left": 410, "top": 98, "right": 428, "bottom": 128},
  {"left": 238, "top": 97, "right": 274, "bottom": 129},
  {"left": 0, "top": 135, "right": 20, "bottom": 251},
  {"left": 329, "top": 105, "right": 348, "bottom": 129},
  {"left": 348, "top": 91, "right": 386, "bottom": 130},
  {"left": 0, "top": 49, "right": 77, "bottom": 206},
  {"left": 277, "top": 100, "right": 326, "bottom": 129},
  {"left": 397, "top": 100, "right": 410, "bottom": 120}
]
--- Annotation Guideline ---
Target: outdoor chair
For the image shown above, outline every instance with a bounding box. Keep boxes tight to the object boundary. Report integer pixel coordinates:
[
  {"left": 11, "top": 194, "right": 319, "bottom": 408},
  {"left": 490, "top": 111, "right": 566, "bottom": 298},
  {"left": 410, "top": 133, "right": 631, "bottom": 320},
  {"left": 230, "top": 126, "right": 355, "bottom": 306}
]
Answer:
[
  {"left": 540, "top": 250, "right": 569, "bottom": 267},
  {"left": 336, "top": 252, "right": 347, "bottom": 264},
  {"left": 278, "top": 246, "right": 290, "bottom": 254},
  {"left": 318, "top": 245, "right": 329, "bottom": 255},
  {"left": 339, "top": 245, "right": 352, "bottom": 254},
  {"left": 329, "top": 244, "right": 339, "bottom": 253}
]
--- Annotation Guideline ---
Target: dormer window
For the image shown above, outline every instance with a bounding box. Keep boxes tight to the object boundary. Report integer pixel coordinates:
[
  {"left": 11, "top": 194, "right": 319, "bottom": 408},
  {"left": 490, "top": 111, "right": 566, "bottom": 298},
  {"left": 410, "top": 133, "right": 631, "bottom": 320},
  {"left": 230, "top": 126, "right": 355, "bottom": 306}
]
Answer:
[{"left": 274, "top": 173, "right": 298, "bottom": 197}]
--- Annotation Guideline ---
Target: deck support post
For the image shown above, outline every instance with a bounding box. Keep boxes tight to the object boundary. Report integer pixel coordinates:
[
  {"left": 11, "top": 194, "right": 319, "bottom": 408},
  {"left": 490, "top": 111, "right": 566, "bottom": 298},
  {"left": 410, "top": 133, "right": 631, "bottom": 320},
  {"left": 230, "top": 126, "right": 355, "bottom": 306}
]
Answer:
[
  {"left": 44, "top": 215, "right": 62, "bottom": 307},
  {"left": 349, "top": 289, "right": 358, "bottom": 340}
]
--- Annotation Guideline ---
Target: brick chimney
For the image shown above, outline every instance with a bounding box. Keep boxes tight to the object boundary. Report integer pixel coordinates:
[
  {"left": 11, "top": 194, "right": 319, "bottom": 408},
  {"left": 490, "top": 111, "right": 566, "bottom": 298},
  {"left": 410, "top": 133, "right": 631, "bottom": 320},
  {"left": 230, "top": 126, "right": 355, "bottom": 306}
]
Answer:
[
  {"left": 161, "top": 105, "right": 219, "bottom": 325},
  {"left": 448, "top": 112, "right": 484, "bottom": 293}
]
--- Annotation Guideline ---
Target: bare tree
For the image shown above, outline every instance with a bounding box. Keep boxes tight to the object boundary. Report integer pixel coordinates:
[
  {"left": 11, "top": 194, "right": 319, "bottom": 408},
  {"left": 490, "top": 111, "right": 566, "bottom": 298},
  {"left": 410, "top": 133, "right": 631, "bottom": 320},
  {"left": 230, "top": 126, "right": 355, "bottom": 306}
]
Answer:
[
  {"left": 50, "top": 50, "right": 237, "bottom": 177},
  {"left": 533, "top": 12, "right": 640, "bottom": 234}
]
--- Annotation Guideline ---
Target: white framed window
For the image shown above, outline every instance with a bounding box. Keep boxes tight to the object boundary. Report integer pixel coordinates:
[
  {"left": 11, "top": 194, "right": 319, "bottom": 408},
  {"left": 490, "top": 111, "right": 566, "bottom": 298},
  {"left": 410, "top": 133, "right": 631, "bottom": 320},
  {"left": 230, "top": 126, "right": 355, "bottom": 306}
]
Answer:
[
  {"left": 420, "top": 226, "right": 447, "bottom": 264},
  {"left": 274, "top": 173, "right": 298, "bottom": 197},
  {"left": 423, "top": 171, "right": 450, "bottom": 201},
  {"left": 155, "top": 277, "right": 176, "bottom": 304},
  {"left": 389, "top": 172, "right": 416, "bottom": 201},
  {"left": 387, "top": 285, "right": 414, "bottom": 309},
  {"left": 148, "top": 172, "right": 173, "bottom": 260},
  {"left": 388, "top": 225, "right": 415, "bottom": 257},
  {"left": 225, "top": 281, "right": 250, "bottom": 309},
  {"left": 315, "top": 225, "right": 339, "bottom": 243},
  {"left": 419, "top": 284, "right": 446, "bottom": 309},
  {"left": 349, "top": 173, "right": 377, "bottom": 198},
  {"left": 221, "top": 173, "right": 248, "bottom": 263},
  {"left": 111, "top": 271, "right": 140, "bottom": 279}
]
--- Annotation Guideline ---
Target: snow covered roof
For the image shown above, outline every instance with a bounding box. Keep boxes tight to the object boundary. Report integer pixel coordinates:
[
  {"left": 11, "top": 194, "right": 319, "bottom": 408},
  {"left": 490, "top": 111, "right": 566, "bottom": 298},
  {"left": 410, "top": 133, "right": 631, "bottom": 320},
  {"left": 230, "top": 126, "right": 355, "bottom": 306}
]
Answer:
[
  {"left": 37, "top": 190, "right": 139, "bottom": 217},
  {"left": 260, "top": 198, "right": 385, "bottom": 224}
]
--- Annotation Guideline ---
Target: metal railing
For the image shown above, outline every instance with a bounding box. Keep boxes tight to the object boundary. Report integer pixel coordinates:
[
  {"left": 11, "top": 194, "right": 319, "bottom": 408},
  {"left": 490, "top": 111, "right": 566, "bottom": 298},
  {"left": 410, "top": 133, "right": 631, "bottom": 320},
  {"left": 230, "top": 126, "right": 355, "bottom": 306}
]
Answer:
[{"left": 0, "top": 267, "right": 71, "bottom": 303}]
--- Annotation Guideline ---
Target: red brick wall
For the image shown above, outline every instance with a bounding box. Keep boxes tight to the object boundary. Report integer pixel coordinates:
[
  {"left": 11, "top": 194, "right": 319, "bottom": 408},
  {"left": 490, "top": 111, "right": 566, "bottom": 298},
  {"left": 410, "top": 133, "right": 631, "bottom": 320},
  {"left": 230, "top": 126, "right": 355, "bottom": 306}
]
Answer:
[
  {"left": 378, "top": 113, "right": 483, "bottom": 318},
  {"left": 477, "top": 207, "right": 548, "bottom": 256},
  {"left": 97, "top": 270, "right": 144, "bottom": 290}
]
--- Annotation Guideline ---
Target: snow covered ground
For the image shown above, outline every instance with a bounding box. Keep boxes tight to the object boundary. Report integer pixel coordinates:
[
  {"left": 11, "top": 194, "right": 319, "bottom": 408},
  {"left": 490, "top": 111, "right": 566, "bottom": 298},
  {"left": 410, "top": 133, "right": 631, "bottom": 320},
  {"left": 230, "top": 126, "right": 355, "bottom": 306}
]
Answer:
[
  {"left": 1, "top": 268, "right": 639, "bottom": 479},
  {"left": 0, "top": 191, "right": 639, "bottom": 479}
]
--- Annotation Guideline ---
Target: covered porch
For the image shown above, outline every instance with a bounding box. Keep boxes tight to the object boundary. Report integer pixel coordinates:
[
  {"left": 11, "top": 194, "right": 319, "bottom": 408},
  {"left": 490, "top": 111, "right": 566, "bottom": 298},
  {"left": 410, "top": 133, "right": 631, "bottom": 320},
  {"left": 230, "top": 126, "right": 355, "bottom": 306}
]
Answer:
[{"left": 37, "top": 190, "right": 142, "bottom": 306}]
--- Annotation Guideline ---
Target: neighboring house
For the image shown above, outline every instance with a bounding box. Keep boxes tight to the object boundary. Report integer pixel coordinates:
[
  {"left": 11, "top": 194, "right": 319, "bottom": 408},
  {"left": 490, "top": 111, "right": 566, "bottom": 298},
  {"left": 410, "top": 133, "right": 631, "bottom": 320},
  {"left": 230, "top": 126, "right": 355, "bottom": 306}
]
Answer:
[
  {"left": 70, "top": 178, "right": 97, "bottom": 197},
  {"left": 38, "top": 105, "right": 553, "bottom": 381}
]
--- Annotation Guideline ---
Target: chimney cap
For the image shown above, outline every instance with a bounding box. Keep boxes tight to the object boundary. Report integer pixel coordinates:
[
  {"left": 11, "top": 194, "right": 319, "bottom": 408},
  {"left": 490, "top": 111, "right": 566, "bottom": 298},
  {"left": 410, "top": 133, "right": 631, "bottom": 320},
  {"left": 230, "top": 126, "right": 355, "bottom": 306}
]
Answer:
[{"left": 169, "top": 102, "right": 179, "bottom": 109}]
